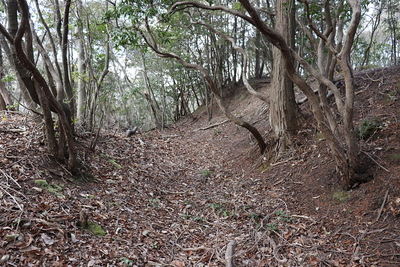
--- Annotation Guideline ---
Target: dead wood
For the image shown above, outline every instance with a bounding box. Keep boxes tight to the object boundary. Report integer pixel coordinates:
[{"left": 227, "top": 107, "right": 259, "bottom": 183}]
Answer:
[{"left": 196, "top": 120, "right": 230, "bottom": 131}]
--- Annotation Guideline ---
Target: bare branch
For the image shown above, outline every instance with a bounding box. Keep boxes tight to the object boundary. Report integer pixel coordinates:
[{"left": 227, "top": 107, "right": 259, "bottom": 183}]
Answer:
[
  {"left": 296, "top": 0, "right": 337, "bottom": 56},
  {"left": 170, "top": 1, "right": 255, "bottom": 25},
  {"left": 339, "top": 0, "right": 361, "bottom": 58}
]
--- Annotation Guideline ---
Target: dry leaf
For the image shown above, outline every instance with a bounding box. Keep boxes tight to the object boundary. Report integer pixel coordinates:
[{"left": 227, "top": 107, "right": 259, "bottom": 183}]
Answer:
[{"left": 41, "top": 233, "right": 57, "bottom": 245}]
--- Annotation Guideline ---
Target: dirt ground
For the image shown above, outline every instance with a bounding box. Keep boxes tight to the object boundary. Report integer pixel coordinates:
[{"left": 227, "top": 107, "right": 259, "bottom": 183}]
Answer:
[{"left": 1, "top": 65, "right": 400, "bottom": 266}]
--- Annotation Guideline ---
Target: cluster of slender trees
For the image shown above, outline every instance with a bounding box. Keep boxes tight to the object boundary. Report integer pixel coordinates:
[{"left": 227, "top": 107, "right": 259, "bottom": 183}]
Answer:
[{"left": 0, "top": 0, "right": 398, "bottom": 187}]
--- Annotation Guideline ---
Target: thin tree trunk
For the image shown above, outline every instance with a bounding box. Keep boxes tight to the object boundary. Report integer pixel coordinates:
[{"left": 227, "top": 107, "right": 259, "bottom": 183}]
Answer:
[
  {"left": 5, "top": 0, "right": 40, "bottom": 106},
  {"left": 61, "top": 0, "right": 75, "bottom": 115},
  {"left": 0, "top": 48, "right": 14, "bottom": 110},
  {"left": 75, "top": 0, "right": 87, "bottom": 126},
  {"left": 141, "top": 52, "right": 162, "bottom": 129},
  {"left": 0, "top": 34, "right": 36, "bottom": 111}
]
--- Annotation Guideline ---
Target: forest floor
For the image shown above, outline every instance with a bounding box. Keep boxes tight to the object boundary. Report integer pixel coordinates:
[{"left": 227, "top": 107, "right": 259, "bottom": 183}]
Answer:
[{"left": 1, "top": 65, "right": 400, "bottom": 267}]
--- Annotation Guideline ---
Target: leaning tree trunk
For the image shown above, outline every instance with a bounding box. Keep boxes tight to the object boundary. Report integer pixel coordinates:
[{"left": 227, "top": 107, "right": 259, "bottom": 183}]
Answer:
[{"left": 5, "top": 0, "right": 40, "bottom": 106}]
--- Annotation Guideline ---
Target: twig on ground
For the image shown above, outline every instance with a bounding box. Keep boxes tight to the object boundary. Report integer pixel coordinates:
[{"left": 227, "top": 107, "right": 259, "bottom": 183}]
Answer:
[
  {"left": 0, "top": 185, "right": 24, "bottom": 211},
  {"left": 350, "top": 228, "right": 387, "bottom": 264},
  {"left": 160, "top": 134, "right": 180, "bottom": 138},
  {"left": 196, "top": 120, "right": 230, "bottom": 131},
  {"left": 0, "top": 169, "right": 21, "bottom": 188},
  {"left": 291, "top": 214, "right": 317, "bottom": 224},
  {"left": 270, "top": 157, "right": 295, "bottom": 167},
  {"left": 375, "top": 189, "right": 389, "bottom": 223},
  {"left": 362, "top": 151, "right": 390, "bottom": 172}
]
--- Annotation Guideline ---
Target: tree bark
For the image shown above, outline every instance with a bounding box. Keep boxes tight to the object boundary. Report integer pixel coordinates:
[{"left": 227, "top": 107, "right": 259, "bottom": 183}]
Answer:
[
  {"left": 270, "top": 0, "right": 301, "bottom": 153},
  {"left": 61, "top": 0, "right": 75, "bottom": 115}
]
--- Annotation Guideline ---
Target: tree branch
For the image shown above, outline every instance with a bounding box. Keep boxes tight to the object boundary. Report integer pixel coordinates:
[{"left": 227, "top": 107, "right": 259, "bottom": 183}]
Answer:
[{"left": 171, "top": 1, "right": 254, "bottom": 25}]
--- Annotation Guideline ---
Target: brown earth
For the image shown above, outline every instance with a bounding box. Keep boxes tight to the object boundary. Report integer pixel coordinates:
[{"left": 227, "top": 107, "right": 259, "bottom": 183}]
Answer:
[{"left": 1, "top": 65, "right": 400, "bottom": 266}]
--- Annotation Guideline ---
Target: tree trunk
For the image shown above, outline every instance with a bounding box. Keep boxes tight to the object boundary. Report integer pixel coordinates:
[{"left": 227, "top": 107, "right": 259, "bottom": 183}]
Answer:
[
  {"left": 87, "top": 17, "right": 110, "bottom": 132},
  {"left": 0, "top": 34, "right": 36, "bottom": 111},
  {"left": 0, "top": 49, "right": 14, "bottom": 110},
  {"left": 269, "top": 0, "right": 301, "bottom": 153},
  {"left": 61, "top": 0, "right": 75, "bottom": 115},
  {"left": 141, "top": 52, "right": 162, "bottom": 129},
  {"left": 75, "top": 0, "right": 87, "bottom": 127}
]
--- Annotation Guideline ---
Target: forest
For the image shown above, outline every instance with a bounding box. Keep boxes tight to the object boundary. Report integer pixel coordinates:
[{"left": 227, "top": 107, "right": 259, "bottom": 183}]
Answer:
[{"left": 0, "top": 0, "right": 400, "bottom": 266}]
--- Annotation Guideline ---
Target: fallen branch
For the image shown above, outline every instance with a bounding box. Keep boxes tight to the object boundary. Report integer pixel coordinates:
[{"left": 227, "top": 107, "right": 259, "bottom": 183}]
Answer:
[
  {"left": 196, "top": 119, "right": 230, "bottom": 131},
  {"left": 0, "top": 185, "right": 24, "bottom": 211},
  {"left": 350, "top": 228, "right": 387, "bottom": 264},
  {"left": 375, "top": 189, "right": 389, "bottom": 223},
  {"left": 181, "top": 246, "right": 211, "bottom": 251},
  {"left": 362, "top": 151, "right": 390, "bottom": 173},
  {"left": 160, "top": 134, "right": 180, "bottom": 138}
]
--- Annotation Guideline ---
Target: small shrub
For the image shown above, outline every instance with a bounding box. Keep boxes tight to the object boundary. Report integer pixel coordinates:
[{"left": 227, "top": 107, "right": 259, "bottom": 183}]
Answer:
[
  {"left": 275, "top": 210, "right": 292, "bottom": 222},
  {"left": 201, "top": 169, "right": 212, "bottom": 177},
  {"left": 213, "top": 128, "right": 221, "bottom": 135},
  {"left": 333, "top": 190, "right": 351, "bottom": 202},
  {"left": 149, "top": 198, "right": 160, "bottom": 207},
  {"left": 267, "top": 222, "right": 278, "bottom": 232},
  {"left": 356, "top": 118, "right": 381, "bottom": 140},
  {"left": 208, "top": 203, "right": 236, "bottom": 217},
  {"left": 120, "top": 257, "right": 134, "bottom": 266},
  {"left": 109, "top": 159, "right": 122, "bottom": 169}
]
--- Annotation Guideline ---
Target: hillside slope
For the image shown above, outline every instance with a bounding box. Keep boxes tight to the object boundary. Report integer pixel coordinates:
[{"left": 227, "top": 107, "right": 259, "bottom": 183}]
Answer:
[{"left": 1, "top": 66, "right": 400, "bottom": 266}]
